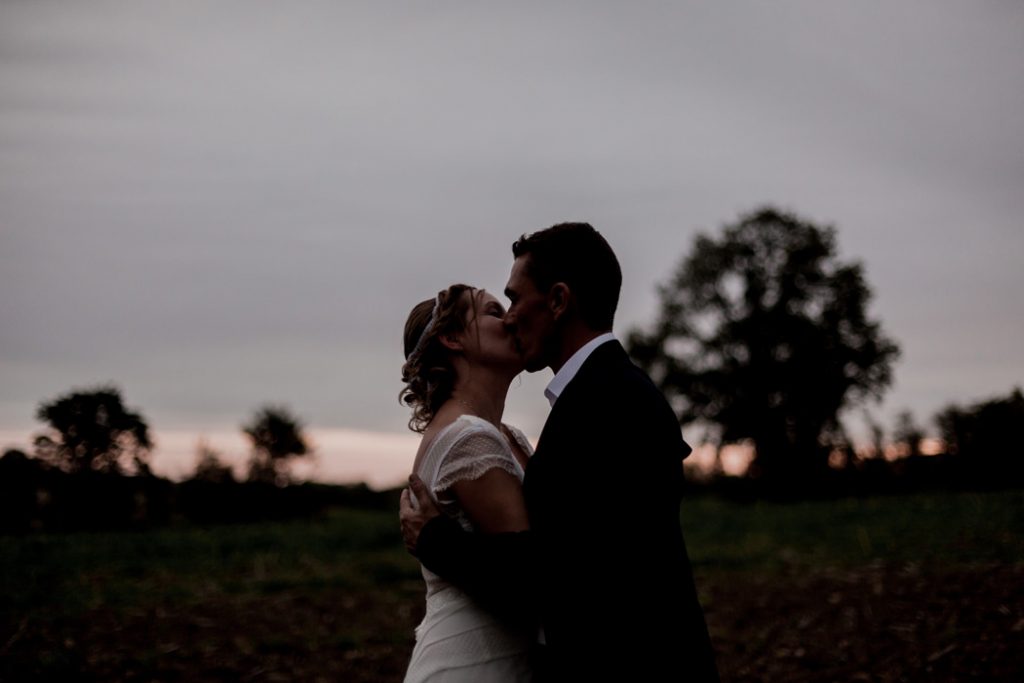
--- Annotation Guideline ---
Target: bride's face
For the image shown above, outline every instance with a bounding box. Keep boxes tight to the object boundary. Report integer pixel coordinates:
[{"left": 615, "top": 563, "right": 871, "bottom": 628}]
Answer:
[{"left": 459, "top": 290, "right": 524, "bottom": 372}]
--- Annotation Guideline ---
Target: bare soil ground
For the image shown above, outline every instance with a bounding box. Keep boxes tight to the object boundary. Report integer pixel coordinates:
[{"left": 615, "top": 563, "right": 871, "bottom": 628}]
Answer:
[
  {"left": 703, "top": 561, "right": 1024, "bottom": 682},
  {"left": 3, "top": 491, "right": 1021, "bottom": 681},
  {"left": 4, "top": 561, "right": 1021, "bottom": 682}
]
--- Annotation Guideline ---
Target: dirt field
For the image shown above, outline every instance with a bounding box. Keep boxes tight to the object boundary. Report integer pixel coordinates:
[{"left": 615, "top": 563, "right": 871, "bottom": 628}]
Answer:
[{"left": 2, "top": 491, "right": 1021, "bottom": 681}]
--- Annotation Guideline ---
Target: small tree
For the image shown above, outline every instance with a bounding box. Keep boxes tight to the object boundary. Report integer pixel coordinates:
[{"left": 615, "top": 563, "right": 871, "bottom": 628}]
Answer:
[
  {"left": 33, "top": 385, "right": 152, "bottom": 475},
  {"left": 862, "top": 410, "right": 887, "bottom": 460},
  {"left": 191, "top": 439, "right": 236, "bottom": 484},
  {"left": 242, "top": 406, "right": 311, "bottom": 485},
  {"left": 893, "top": 410, "right": 924, "bottom": 458},
  {"left": 628, "top": 207, "right": 900, "bottom": 484}
]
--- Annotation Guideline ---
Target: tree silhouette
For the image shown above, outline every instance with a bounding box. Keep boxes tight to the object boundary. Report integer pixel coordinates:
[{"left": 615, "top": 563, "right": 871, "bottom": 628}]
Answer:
[
  {"left": 242, "top": 406, "right": 311, "bottom": 485},
  {"left": 191, "top": 439, "right": 235, "bottom": 484},
  {"left": 893, "top": 410, "right": 924, "bottom": 458},
  {"left": 935, "top": 387, "right": 1024, "bottom": 485},
  {"left": 862, "top": 410, "right": 887, "bottom": 460},
  {"left": 33, "top": 385, "right": 153, "bottom": 475},
  {"left": 628, "top": 207, "right": 900, "bottom": 484}
]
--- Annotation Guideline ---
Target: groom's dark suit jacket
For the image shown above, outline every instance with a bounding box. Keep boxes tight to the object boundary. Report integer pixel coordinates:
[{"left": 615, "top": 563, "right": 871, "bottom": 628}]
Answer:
[{"left": 416, "top": 340, "right": 718, "bottom": 681}]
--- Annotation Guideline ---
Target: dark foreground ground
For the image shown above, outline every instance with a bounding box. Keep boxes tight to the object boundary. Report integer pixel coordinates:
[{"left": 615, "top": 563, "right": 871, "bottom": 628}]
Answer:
[{"left": 2, "top": 490, "right": 1021, "bottom": 682}]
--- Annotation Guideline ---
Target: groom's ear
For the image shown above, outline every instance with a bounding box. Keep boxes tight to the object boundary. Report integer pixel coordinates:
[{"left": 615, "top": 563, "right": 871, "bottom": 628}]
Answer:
[{"left": 549, "top": 282, "right": 571, "bottom": 321}]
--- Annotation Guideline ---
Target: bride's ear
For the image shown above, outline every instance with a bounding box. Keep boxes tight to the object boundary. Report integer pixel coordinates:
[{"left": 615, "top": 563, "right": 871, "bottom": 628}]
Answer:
[{"left": 438, "top": 332, "right": 464, "bottom": 353}]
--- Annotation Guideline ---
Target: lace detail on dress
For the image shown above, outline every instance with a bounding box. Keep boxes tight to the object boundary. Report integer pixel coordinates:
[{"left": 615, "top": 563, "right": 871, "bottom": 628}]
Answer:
[
  {"left": 434, "top": 430, "right": 522, "bottom": 501},
  {"left": 415, "top": 415, "right": 529, "bottom": 532}
]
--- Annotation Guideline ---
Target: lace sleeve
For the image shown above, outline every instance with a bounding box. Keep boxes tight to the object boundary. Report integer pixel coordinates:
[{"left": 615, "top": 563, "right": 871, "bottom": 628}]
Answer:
[
  {"left": 504, "top": 423, "right": 534, "bottom": 458},
  {"left": 433, "top": 428, "right": 520, "bottom": 500}
]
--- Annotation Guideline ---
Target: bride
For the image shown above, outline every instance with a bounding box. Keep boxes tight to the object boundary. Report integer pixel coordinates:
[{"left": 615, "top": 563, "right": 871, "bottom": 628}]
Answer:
[{"left": 399, "top": 283, "right": 536, "bottom": 683}]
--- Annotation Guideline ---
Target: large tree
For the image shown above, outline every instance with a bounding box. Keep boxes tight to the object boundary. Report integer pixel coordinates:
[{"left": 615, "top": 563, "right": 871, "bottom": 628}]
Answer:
[
  {"left": 242, "top": 405, "right": 311, "bottom": 485},
  {"left": 33, "top": 385, "right": 153, "bottom": 475},
  {"left": 628, "top": 207, "right": 900, "bottom": 481}
]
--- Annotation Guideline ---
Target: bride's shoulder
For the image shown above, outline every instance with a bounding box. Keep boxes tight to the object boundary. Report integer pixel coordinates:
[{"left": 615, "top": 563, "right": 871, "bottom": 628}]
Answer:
[{"left": 500, "top": 423, "right": 534, "bottom": 457}]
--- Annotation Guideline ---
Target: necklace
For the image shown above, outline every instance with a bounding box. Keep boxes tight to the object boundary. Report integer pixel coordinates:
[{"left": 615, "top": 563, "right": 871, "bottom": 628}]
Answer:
[
  {"left": 454, "top": 398, "right": 479, "bottom": 414},
  {"left": 452, "top": 397, "right": 500, "bottom": 427}
]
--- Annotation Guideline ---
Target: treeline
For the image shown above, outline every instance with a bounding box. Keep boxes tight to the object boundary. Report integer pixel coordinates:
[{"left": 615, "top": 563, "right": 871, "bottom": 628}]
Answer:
[
  {"left": 688, "top": 387, "right": 1024, "bottom": 500},
  {"left": 0, "top": 385, "right": 397, "bottom": 534},
  {"left": 3, "top": 384, "right": 1022, "bottom": 534},
  {"left": 0, "top": 454, "right": 395, "bottom": 533}
]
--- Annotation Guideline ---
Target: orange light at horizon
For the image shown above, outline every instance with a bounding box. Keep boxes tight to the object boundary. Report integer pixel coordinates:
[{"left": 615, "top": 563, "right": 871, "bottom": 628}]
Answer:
[
  {"left": 0, "top": 427, "right": 423, "bottom": 491},
  {"left": 683, "top": 441, "right": 755, "bottom": 477}
]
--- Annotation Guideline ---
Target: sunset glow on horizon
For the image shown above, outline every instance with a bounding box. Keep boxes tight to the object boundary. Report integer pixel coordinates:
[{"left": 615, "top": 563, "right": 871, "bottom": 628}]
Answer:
[
  {"left": 0, "top": 427, "right": 422, "bottom": 491},
  {"left": 3, "top": 425, "right": 775, "bottom": 487},
  {"left": 3, "top": 427, "right": 952, "bottom": 488}
]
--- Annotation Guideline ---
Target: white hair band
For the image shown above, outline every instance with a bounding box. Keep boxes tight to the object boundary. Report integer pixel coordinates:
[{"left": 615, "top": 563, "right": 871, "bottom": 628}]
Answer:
[{"left": 408, "top": 294, "right": 441, "bottom": 360}]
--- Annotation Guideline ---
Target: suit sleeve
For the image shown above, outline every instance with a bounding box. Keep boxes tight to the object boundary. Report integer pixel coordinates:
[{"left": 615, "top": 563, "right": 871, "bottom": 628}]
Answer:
[{"left": 415, "top": 515, "right": 537, "bottom": 623}]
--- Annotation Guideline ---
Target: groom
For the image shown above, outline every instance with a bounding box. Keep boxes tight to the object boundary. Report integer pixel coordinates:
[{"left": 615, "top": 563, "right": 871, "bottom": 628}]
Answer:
[{"left": 401, "top": 223, "right": 718, "bottom": 681}]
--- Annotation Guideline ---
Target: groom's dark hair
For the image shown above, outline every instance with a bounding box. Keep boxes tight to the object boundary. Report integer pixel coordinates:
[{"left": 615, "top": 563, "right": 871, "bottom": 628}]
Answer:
[{"left": 512, "top": 222, "right": 621, "bottom": 330}]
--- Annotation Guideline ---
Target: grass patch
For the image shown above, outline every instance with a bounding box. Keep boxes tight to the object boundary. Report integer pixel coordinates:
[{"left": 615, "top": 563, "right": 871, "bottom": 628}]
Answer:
[{"left": 680, "top": 489, "right": 1024, "bottom": 570}]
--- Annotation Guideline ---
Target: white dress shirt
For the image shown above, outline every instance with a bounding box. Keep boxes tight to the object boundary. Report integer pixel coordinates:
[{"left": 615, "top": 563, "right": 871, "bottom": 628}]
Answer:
[{"left": 544, "top": 332, "right": 617, "bottom": 407}]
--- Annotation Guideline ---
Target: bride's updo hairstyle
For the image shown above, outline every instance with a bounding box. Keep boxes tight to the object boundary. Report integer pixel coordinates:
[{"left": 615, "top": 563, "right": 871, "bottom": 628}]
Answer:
[{"left": 400, "top": 283, "right": 477, "bottom": 433}]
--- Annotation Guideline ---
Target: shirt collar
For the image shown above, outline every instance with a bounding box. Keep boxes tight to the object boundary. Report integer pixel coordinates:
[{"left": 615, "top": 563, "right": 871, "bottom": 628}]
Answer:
[{"left": 544, "top": 332, "right": 617, "bottom": 407}]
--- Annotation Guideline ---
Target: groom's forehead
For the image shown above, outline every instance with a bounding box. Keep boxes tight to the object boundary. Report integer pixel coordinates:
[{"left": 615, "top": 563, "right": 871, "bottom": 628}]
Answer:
[{"left": 505, "top": 256, "right": 535, "bottom": 294}]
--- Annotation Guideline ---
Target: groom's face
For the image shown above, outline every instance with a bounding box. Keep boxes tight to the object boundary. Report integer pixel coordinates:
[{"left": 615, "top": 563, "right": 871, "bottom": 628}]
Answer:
[{"left": 504, "top": 255, "right": 555, "bottom": 373}]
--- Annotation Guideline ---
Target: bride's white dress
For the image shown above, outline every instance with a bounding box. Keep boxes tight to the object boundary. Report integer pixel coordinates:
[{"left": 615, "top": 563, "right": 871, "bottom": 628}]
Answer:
[{"left": 403, "top": 414, "right": 536, "bottom": 683}]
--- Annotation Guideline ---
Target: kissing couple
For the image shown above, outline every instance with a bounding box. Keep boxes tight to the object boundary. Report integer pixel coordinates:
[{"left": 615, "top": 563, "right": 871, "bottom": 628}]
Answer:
[{"left": 399, "top": 223, "right": 719, "bottom": 682}]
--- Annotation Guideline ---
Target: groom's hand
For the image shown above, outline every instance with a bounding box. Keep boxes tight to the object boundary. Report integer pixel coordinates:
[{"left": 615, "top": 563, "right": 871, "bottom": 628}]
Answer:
[{"left": 400, "top": 474, "right": 440, "bottom": 556}]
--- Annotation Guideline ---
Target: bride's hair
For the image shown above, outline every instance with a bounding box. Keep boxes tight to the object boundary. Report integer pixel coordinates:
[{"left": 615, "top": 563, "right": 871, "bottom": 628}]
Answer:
[{"left": 400, "top": 283, "right": 477, "bottom": 433}]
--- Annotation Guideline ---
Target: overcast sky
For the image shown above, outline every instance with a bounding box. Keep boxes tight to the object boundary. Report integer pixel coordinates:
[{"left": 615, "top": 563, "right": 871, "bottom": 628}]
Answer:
[{"left": 2, "top": 2, "right": 1022, "bottom": 485}]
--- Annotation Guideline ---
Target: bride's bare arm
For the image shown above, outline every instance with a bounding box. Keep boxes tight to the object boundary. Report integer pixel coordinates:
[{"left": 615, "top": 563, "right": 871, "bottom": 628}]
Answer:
[
  {"left": 449, "top": 469, "right": 529, "bottom": 533},
  {"left": 403, "top": 475, "right": 536, "bottom": 621}
]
